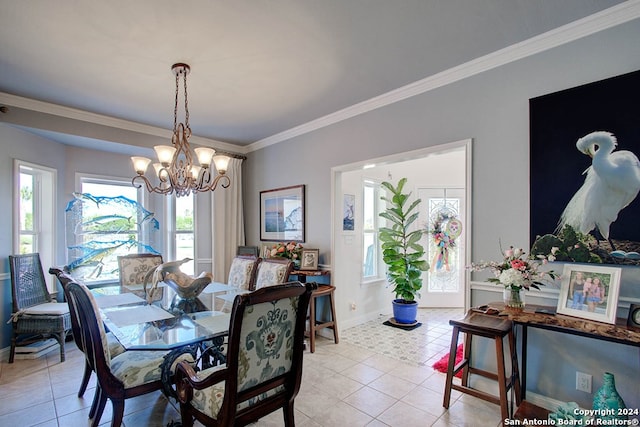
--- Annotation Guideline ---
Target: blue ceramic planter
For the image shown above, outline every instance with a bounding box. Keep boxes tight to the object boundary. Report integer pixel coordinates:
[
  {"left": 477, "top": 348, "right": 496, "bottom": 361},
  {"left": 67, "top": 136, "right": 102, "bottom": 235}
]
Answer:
[{"left": 392, "top": 299, "right": 418, "bottom": 324}]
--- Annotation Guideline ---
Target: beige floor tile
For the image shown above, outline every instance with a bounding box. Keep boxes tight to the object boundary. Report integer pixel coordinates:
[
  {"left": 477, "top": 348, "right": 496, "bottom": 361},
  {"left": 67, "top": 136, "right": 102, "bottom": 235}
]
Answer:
[
  {"left": 342, "top": 385, "right": 397, "bottom": 417},
  {"left": 368, "top": 373, "right": 418, "bottom": 400},
  {"left": 310, "top": 401, "right": 373, "bottom": 427},
  {"left": 343, "top": 362, "right": 386, "bottom": 385},
  {"left": 377, "top": 400, "right": 439, "bottom": 427}
]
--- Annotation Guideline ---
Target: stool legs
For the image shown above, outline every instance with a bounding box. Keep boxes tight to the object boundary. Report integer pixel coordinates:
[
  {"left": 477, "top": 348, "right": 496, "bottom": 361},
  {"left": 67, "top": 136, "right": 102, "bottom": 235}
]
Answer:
[
  {"left": 443, "top": 326, "right": 461, "bottom": 408},
  {"left": 307, "top": 287, "right": 339, "bottom": 353}
]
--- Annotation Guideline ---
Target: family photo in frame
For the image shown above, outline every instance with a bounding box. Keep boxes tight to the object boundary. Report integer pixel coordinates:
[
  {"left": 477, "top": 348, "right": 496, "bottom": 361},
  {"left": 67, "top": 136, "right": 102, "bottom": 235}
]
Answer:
[{"left": 556, "top": 264, "right": 621, "bottom": 324}]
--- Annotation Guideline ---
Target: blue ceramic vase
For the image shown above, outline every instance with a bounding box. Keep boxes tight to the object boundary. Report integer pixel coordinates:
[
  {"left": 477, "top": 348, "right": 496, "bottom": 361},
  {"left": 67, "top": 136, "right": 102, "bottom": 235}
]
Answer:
[{"left": 592, "top": 372, "right": 627, "bottom": 422}]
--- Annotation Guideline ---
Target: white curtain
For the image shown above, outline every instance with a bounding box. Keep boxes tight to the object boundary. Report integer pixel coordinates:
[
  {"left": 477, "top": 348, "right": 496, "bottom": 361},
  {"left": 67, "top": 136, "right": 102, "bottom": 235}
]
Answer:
[{"left": 211, "top": 157, "right": 245, "bottom": 282}]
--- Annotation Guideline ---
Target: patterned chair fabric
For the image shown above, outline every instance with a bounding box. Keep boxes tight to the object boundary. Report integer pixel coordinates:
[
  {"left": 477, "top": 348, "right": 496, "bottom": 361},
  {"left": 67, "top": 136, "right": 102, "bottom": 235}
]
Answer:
[
  {"left": 252, "top": 258, "right": 293, "bottom": 290},
  {"left": 226, "top": 256, "right": 260, "bottom": 290},
  {"left": 52, "top": 268, "right": 193, "bottom": 427},
  {"left": 176, "top": 281, "right": 315, "bottom": 427},
  {"left": 117, "top": 253, "right": 163, "bottom": 286},
  {"left": 8, "top": 254, "right": 72, "bottom": 363}
]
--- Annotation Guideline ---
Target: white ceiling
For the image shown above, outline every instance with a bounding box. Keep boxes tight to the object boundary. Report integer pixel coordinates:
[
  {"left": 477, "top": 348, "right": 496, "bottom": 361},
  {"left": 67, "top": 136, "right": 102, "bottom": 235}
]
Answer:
[{"left": 0, "top": 0, "right": 631, "bottom": 154}]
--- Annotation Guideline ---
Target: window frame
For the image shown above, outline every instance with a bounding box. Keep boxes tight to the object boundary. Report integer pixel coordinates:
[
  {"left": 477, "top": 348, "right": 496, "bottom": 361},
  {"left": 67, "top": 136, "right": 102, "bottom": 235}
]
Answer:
[{"left": 362, "top": 179, "right": 384, "bottom": 283}]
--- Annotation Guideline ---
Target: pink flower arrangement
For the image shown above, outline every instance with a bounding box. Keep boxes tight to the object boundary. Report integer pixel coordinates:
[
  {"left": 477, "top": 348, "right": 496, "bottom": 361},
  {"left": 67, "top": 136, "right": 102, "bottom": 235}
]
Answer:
[
  {"left": 270, "top": 241, "right": 303, "bottom": 260},
  {"left": 470, "top": 245, "right": 557, "bottom": 291}
]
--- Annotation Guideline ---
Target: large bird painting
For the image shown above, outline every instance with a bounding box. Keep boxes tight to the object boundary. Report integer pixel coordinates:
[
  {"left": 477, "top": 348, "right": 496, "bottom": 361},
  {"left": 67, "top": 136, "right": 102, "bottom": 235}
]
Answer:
[{"left": 530, "top": 70, "right": 640, "bottom": 265}]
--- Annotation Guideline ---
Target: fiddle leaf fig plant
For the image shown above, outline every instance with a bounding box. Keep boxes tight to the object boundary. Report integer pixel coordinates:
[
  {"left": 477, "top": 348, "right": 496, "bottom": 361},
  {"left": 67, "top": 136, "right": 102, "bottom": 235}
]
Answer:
[{"left": 379, "top": 178, "right": 429, "bottom": 302}]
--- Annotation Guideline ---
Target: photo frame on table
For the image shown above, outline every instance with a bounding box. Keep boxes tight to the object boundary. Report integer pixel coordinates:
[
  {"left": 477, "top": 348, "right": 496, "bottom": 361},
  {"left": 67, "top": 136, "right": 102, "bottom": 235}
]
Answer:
[
  {"left": 556, "top": 264, "right": 621, "bottom": 324},
  {"left": 300, "top": 249, "right": 319, "bottom": 271},
  {"left": 260, "top": 185, "right": 305, "bottom": 242}
]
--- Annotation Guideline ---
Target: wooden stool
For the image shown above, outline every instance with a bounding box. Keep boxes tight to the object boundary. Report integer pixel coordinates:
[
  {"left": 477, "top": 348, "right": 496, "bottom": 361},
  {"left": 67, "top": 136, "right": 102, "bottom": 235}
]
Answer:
[
  {"left": 307, "top": 284, "right": 339, "bottom": 353},
  {"left": 442, "top": 312, "right": 521, "bottom": 420}
]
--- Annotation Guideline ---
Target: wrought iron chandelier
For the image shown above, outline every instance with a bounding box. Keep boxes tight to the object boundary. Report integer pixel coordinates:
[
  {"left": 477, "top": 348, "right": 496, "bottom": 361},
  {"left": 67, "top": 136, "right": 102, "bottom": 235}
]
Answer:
[{"left": 131, "top": 63, "right": 231, "bottom": 197}]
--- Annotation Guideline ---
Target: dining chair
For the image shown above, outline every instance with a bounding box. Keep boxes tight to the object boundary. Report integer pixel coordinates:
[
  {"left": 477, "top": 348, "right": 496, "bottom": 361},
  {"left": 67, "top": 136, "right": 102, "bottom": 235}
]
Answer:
[
  {"left": 50, "top": 267, "right": 125, "bottom": 399},
  {"left": 175, "top": 281, "right": 315, "bottom": 427},
  {"left": 8, "top": 253, "right": 72, "bottom": 363},
  {"left": 117, "top": 253, "right": 163, "bottom": 299},
  {"left": 55, "top": 270, "right": 193, "bottom": 427},
  {"left": 252, "top": 257, "right": 294, "bottom": 290}
]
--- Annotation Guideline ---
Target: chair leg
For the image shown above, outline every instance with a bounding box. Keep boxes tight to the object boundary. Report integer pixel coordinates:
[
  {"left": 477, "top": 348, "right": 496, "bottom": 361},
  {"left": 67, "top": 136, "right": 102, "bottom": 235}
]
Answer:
[
  {"left": 111, "top": 399, "right": 125, "bottom": 427},
  {"left": 442, "top": 326, "right": 460, "bottom": 409},
  {"left": 92, "top": 390, "right": 108, "bottom": 427},
  {"left": 180, "top": 404, "right": 194, "bottom": 427},
  {"left": 78, "top": 361, "right": 92, "bottom": 397},
  {"left": 9, "top": 334, "right": 16, "bottom": 363},
  {"left": 54, "top": 332, "right": 66, "bottom": 362},
  {"left": 89, "top": 385, "right": 100, "bottom": 418},
  {"left": 283, "top": 402, "right": 296, "bottom": 427}
]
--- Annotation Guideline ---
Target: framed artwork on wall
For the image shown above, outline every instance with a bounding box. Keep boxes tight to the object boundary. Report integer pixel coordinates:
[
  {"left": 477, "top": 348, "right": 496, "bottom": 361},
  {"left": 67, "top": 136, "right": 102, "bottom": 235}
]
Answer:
[
  {"left": 529, "top": 69, "right": 640, "bottom": 266},
  {"left": 343, "top": 193, "right": 355, "bottom": 231},
  {"left": 556, "top": 264, "right": 621, "bottom": 324},
  {"left": 260, "top": 185, "right": 305, "bottom": 242}
]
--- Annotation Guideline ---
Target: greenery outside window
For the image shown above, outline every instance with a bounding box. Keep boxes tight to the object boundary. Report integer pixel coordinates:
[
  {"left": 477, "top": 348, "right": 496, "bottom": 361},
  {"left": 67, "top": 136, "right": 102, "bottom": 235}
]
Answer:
[{"left": 363, "top": 179, "right": 384, "bottom": 281}]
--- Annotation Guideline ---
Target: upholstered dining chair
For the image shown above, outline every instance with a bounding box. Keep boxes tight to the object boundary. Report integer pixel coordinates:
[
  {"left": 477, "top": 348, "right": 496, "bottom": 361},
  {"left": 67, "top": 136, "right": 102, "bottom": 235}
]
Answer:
[
  {"left": 117, "top": 253, "right": 163, "bottom": 299},
  {"left": 227, "top": 255, "right": 261, "bottom": 291},
  {"left": 50, "top": 267, "right": 125, "bottom": 400},
  {"left": 175, "top": 281, "right": 315, "bottom": 427},
  {"left": 252, "top": 257, "right": 294, "bottom": 290},
  {"left": 54, "top": 269, "right": 192, "bottom": 427},
  {"left": 8, "top": 253, "right": 72, "bottom": 363}
]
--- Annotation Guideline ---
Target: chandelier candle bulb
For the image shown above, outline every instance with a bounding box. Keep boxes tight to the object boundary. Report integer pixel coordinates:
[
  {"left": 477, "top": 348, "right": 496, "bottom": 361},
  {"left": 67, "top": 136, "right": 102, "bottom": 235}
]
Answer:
[{"left": 131, "top": 157, "right": 151, "bottom": 174}]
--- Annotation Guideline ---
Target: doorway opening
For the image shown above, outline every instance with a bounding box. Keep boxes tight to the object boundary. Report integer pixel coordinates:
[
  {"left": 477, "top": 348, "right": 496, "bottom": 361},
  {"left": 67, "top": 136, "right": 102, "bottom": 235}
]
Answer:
[{"left": 332, "top": 139, "right": 471, "bottom": 327}]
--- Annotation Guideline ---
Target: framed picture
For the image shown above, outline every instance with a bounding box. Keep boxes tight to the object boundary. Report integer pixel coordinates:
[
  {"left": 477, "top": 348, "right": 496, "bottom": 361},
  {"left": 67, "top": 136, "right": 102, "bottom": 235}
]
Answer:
[
  {"left": 237, "top": 246, "right": 258, "bottom": 257},
  {"left": 343, "top": 193, "right": 355, "bottom": 231},
  {"left": 556, "top": 264, "right": 621, "bottom": 324},
  {"left": 530, "top": 70, "right": 640, "bottom": 266},
  {"left": 260, "top": 185, "right": 305, "bottom": 242},
  {"left": 300, "top": 249, "right": 319, "bottom": 271}
]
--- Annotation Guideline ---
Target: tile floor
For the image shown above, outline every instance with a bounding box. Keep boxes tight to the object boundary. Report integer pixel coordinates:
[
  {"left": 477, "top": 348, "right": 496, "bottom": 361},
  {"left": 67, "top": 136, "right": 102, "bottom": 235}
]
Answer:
[{"left": 0, "top": 308, "right": 508, "bottom": 426}]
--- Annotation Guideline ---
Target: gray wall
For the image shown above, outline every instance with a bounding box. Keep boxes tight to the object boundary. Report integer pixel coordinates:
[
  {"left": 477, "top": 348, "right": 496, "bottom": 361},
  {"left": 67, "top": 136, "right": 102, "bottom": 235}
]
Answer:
[{"left": 244, "top": 21, "right": 640, "bottom": 410}]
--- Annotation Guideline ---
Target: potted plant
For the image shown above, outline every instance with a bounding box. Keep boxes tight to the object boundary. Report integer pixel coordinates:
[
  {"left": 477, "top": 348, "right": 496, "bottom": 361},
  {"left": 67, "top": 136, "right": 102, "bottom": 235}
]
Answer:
[{"left": 379, "top": 178, "right": 429, "bottom": 324}]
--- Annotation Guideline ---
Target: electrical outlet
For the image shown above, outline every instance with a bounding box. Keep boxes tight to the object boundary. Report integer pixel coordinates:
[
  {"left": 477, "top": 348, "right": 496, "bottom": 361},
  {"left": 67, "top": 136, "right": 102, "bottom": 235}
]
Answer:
[
  {"left": 576, "top": 372, "right": 592, "bottom": 393},
  {"left": 350, "top": 302, "right": 356, "bottom": 311}
]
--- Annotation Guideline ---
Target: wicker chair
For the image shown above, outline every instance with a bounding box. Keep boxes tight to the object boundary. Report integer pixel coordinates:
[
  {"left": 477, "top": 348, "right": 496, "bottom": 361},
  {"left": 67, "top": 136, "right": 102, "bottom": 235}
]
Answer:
[
  {"left": 175, "top": 281, "right": 315, "bottom": 427},
  {"left": 8, "top": 253, "right": 72, "bottom": 363},
  {"left": 252, "top": 257, "right": 294, "bottom": 290},
  {"left": 55, "top": 270, "right": 192, "bottom": 427}
]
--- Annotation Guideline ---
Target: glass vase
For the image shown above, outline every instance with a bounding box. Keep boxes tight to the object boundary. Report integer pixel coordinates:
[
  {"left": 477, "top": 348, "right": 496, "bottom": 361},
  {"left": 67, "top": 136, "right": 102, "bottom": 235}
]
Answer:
[
  {"left": 503, "top": 287, "right": 525, "bottom": 309},
  {"left": 593, "top": 372, "right": 627, "bottom": 422}
]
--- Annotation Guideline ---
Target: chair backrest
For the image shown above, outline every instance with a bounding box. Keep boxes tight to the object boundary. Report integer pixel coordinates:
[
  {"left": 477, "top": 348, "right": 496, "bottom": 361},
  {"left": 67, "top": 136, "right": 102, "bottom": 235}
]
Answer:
[
  {"left": 50, "top": 266, "right": 85, "bottom": 356},
  {"left": 53, "top": 269, "right": 112, "bottom": 371},
  {"left": 117, "top": 253, "right": 163, "bottom": 287},
  {"left": 9, "top": 253, "right": 52, "bottom": 311},
  {"left": 227, "top": 256, "right": 260, "bottom": 290},
  {"left": 220, "top": 281, "right": 314, "bottom": 421},
  {"left": 252, "top": 258, "right": 293, "bottom": 291}
]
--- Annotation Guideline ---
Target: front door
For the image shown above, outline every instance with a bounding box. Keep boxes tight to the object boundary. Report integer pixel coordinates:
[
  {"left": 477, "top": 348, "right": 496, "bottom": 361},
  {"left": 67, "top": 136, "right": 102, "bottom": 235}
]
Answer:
[{"left": 417, "top": 187, "right": 466, "bottom": 308}]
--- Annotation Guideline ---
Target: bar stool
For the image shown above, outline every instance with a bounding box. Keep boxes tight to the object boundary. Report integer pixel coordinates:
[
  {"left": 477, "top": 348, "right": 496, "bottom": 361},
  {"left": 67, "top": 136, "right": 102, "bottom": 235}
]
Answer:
[
  {"left": 442, "top": 311, "right": 521, "bottom": 420},
  {"left": 307, "top": 284, "right": 339, "bottom": 352}
]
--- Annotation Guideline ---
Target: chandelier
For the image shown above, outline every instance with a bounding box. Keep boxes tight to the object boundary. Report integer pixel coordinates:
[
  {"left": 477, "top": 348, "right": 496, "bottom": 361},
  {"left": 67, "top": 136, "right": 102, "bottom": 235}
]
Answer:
[{"left": 131, "top": 63, "right": 231, "bottom": 197}]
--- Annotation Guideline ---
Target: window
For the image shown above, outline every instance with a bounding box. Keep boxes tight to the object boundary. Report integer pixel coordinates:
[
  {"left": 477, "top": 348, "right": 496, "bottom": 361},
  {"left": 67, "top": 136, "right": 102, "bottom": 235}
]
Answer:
[
  {"left": 66, "top": 175, "right": 160, "bottom": 284},
  {"left": 15, "top": 161, "right": 56, "bottom": 291},
  {"left": 362, "top": 180, "right": 383, "bottom": 281},
  {"left": 174, "top": 194, "right": 195, "bottom": 275}
]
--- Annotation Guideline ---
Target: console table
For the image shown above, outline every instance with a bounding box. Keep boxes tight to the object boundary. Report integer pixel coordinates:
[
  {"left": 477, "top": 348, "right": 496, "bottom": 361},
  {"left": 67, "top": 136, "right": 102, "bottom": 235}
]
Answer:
[
  {"left": 487, "top": 303, "right": 640, "bottom": 420},
  {"left": 289, "top": 269, "right": 330, "bottom": 283}
]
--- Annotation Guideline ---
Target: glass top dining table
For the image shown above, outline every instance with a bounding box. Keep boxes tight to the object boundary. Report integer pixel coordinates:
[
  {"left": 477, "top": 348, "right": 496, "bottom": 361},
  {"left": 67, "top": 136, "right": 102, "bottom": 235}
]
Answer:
[{"left": 91, "top": 281, "right": 234, "bottom": 351}]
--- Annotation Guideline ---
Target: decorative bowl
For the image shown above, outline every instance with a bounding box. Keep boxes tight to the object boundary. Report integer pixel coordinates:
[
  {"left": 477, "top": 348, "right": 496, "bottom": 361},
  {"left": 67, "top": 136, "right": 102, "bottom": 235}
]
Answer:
[{"left": 163, "top": 271, "right": 212, "bottom": 300}]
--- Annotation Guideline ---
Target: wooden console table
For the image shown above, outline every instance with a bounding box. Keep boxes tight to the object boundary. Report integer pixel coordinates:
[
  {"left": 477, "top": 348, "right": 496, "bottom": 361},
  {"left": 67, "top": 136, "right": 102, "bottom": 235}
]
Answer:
[{"left": 487, "top": 302, "right": 640, "bottom": 419}]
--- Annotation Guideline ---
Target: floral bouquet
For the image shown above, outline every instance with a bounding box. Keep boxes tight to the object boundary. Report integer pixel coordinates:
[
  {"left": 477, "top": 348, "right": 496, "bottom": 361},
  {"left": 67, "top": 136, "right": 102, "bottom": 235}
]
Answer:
[
  {"left": 270, "top": 241, "right": 303, "bottom": 260},
  {"left": 470, "top": 245, "right": 557, "bottom": 291}
]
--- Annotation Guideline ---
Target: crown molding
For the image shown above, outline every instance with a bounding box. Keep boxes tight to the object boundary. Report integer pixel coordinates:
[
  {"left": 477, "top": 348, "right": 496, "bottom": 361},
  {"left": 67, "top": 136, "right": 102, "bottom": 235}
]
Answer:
[
  {"left": 248, "top": 0, "right": 640, "bottom": 152},
  {"left": 0, "top": 91, "right": 248, "bottom": 155}
]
